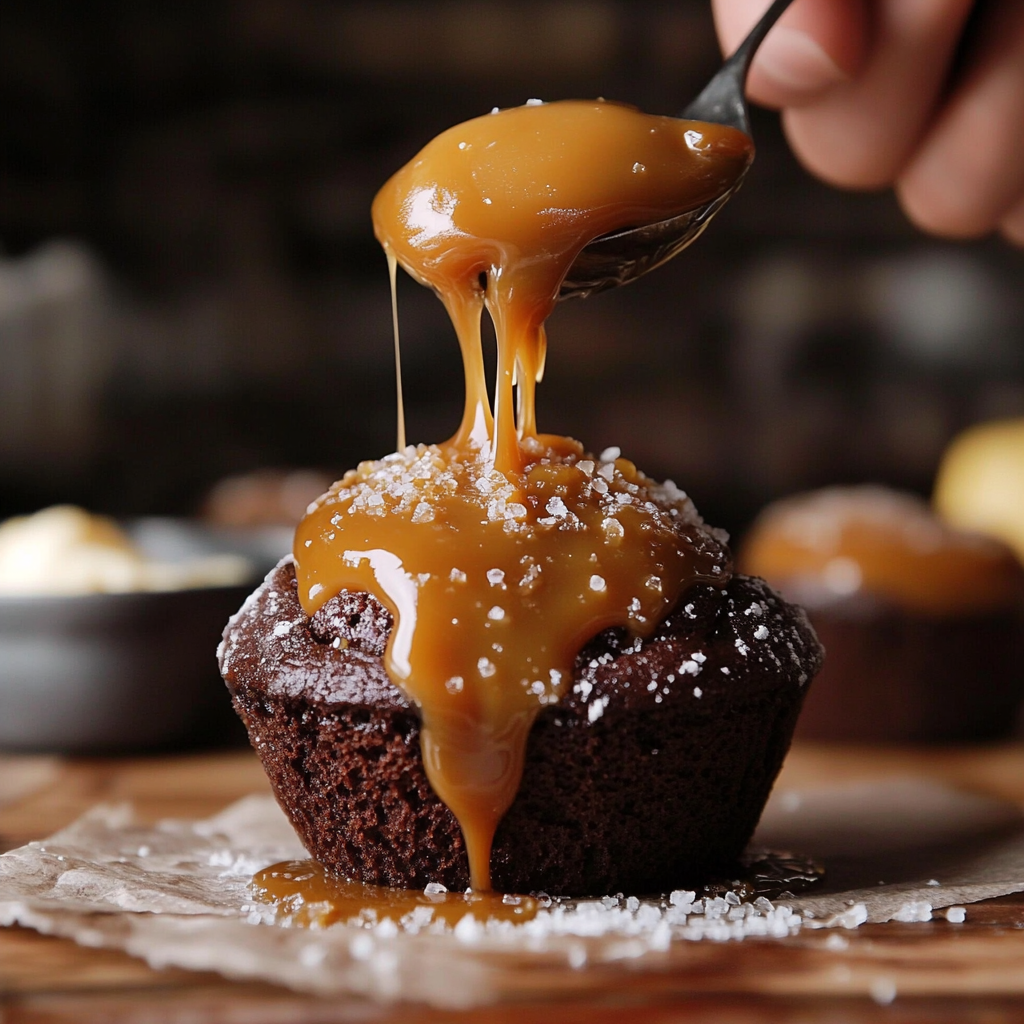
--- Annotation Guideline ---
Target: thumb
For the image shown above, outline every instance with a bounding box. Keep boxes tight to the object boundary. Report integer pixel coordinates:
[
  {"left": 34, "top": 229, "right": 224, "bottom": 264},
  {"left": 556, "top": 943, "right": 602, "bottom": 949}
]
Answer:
[{"left": 711, "top": 0, "right": 868, "bottom": 108}]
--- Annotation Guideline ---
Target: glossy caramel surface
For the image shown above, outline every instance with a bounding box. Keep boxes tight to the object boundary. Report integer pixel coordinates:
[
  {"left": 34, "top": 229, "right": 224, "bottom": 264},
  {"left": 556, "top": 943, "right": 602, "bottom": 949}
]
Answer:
[
  {"left": 294, "top": 100, "right": 744, "bottom": 890},
  {"left": 740, "top": 486, "right": 1024, "bottom": 617}
]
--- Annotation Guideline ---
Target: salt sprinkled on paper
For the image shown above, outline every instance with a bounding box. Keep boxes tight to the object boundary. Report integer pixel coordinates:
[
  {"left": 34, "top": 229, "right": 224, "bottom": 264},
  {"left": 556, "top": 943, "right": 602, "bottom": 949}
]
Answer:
[{"left": 6, "top": 785, "right": 1023, "bottom": 1007}]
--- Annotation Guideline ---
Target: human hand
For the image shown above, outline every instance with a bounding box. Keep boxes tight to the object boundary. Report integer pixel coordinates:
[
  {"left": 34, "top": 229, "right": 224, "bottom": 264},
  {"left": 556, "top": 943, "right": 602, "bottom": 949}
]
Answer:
[{"left": 711, "top": 0, "right": 1024, "bottom": 244}]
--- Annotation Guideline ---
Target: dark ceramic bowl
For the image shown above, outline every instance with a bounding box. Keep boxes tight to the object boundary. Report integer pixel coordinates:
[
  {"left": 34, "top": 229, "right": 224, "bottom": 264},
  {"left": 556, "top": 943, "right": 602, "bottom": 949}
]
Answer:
[{"left": 0, "top": 518, "right": 287, "bottom": 753}]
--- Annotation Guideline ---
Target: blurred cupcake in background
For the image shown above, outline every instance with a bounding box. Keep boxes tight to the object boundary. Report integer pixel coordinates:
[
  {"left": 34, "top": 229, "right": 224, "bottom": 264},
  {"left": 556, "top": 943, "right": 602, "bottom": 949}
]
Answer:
[
  {"left": 199, "top": 468, "right": 335, "bottom": 575},
  {"left": 739, "top": 486, "right": 1024, "bottom": 743},
  {"left": 201, "top": 468, "right": 334, "bottom": 529}
]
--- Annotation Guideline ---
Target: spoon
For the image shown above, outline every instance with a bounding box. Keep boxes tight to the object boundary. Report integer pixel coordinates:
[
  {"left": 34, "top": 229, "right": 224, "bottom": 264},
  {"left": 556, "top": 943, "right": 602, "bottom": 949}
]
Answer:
[{"left": 559, "top": 0, "right": 796, "bottom": 300}]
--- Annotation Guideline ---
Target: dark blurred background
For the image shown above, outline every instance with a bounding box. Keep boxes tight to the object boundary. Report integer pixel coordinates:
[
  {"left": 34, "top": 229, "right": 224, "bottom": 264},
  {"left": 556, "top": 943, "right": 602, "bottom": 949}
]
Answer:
[{"left": 3, "top": 0, "right": 1023, "bottom": 540}]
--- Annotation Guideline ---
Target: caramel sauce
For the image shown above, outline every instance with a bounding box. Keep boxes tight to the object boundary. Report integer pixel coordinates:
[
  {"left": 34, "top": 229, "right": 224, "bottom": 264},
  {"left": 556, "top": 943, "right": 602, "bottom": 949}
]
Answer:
[
  {"left": 253, "top": 860, "right": 540, "bottom": 929},
  {"left": 293, "top": 100, "right": 747, "bottom": 891},
  {"left": 740, "top": 487, "right": 1024, "bottom": 617},
  {"left": 371, "top": 99, "right": 752, "bottom": 476}
]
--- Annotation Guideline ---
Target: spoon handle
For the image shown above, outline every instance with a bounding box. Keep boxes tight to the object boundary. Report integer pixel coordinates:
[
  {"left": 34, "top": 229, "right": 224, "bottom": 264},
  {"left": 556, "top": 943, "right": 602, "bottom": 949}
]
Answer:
[{"left": 680, "top": 0, "right": 796, "bottom": 134}]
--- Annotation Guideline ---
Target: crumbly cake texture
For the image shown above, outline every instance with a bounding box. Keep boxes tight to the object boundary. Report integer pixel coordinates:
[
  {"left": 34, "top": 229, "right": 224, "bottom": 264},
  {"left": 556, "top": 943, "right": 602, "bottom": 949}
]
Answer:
[{"left": 220, "top": 555, "right": 822, "bottom": 896}]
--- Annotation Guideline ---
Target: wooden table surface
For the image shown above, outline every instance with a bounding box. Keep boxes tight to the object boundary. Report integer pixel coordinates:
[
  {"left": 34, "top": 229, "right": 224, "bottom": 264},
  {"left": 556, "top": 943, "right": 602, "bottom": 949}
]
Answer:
[{"left": 3, "top": 743, "right": 1024, "bottom": 1023}]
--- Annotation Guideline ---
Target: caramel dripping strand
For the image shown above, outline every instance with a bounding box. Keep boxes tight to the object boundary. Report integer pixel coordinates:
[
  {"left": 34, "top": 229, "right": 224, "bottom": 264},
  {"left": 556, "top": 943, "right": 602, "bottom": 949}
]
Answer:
[
  {"left": 515, "top": 324, "right": 545, "bottom": 441},
  {"left": 444, "top": 287, "right": 492, "bottom": 453},
  {"left": 387, "top": 251, "right": 406, "bottom": 452}
]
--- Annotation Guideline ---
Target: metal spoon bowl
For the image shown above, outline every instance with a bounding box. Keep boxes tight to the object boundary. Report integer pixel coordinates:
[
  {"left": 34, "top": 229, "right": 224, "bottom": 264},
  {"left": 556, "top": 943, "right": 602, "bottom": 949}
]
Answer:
[{"left": 559, "top": 0, "right": 795, "bottom": 300}]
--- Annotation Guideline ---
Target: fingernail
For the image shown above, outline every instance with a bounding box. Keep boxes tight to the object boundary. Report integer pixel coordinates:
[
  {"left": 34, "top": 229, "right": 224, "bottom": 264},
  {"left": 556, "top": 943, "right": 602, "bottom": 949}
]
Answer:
[{"left": 754, "top": 26, "right": 848, "bottom": 94}]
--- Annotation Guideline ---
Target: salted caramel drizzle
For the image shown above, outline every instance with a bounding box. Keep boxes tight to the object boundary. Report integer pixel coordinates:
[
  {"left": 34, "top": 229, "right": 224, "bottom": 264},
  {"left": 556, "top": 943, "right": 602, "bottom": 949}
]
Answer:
[
  {"left": 253, "top": 860, "right": 540, "bottom": 928},
  {"left": 293, "top": 100, "right": 748, "bottom": 890}
]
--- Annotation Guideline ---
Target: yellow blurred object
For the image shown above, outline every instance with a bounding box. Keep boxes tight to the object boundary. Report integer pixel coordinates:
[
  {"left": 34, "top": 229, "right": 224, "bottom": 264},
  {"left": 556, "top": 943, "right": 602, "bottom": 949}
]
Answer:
[{"left": 935, "top": 419, "right": 1024, "bottom": 563}]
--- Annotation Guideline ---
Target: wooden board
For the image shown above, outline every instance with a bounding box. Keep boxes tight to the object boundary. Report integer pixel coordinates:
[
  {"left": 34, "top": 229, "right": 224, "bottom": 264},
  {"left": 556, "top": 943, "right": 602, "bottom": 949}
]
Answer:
[{"left": 3, "top": 744, "right": 1024, "bottom": 1023}]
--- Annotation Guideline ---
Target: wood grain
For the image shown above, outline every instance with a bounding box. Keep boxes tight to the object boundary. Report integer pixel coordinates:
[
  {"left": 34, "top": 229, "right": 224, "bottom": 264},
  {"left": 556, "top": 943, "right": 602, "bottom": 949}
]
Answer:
[{"left": 2, "top": 744, "right": 1024, "bottom": 1022}]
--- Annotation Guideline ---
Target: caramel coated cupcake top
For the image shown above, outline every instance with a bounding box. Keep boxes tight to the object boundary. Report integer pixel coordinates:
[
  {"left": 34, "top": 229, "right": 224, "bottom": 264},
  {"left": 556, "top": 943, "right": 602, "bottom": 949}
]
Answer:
[{"left": 740, "top": 486, "right": 1024, "bottom": 617}]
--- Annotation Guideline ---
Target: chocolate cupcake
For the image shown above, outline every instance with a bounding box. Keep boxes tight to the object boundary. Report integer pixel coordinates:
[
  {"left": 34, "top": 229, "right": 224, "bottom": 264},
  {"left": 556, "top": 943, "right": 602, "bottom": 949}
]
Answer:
[
  {"left": 220, "top": 554, "right": 821, "bottom": 896},
  {"left": 740, "top": 486, "right": 1024, "bottom": 743},
  {"left": 219, "top": 100, "right": 812, "bottom": 897}
]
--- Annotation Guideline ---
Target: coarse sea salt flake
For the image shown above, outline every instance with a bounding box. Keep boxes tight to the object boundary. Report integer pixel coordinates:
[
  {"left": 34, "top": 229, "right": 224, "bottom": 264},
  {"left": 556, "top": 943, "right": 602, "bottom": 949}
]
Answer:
[
  {"left": 893, "top": 901, "right": 932, "bottom": 923},
  {"left": 870, "top": 978, "right": 897, "bottom": 1006},
  {"left": 601, "top": 517, "right": 623, "bottom": 540},
  {"left": 828, "top": 903, "right": 868, "bottom": 929},
  {"left": 546, "top": 497, "right": 568, "bottom": 518},
  {"left": 411, "top": 501, "right": 435, "bottom": 524},
  {"left": 454, "top": 915, "right": 483, "bottom": 943}
]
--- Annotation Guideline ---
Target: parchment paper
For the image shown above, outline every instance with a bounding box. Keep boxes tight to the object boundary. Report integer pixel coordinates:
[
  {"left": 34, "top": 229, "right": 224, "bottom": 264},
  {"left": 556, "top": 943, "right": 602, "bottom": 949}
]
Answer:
[{"left": 2, "top": 778, "right": 1023, "bottom": 1007}]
